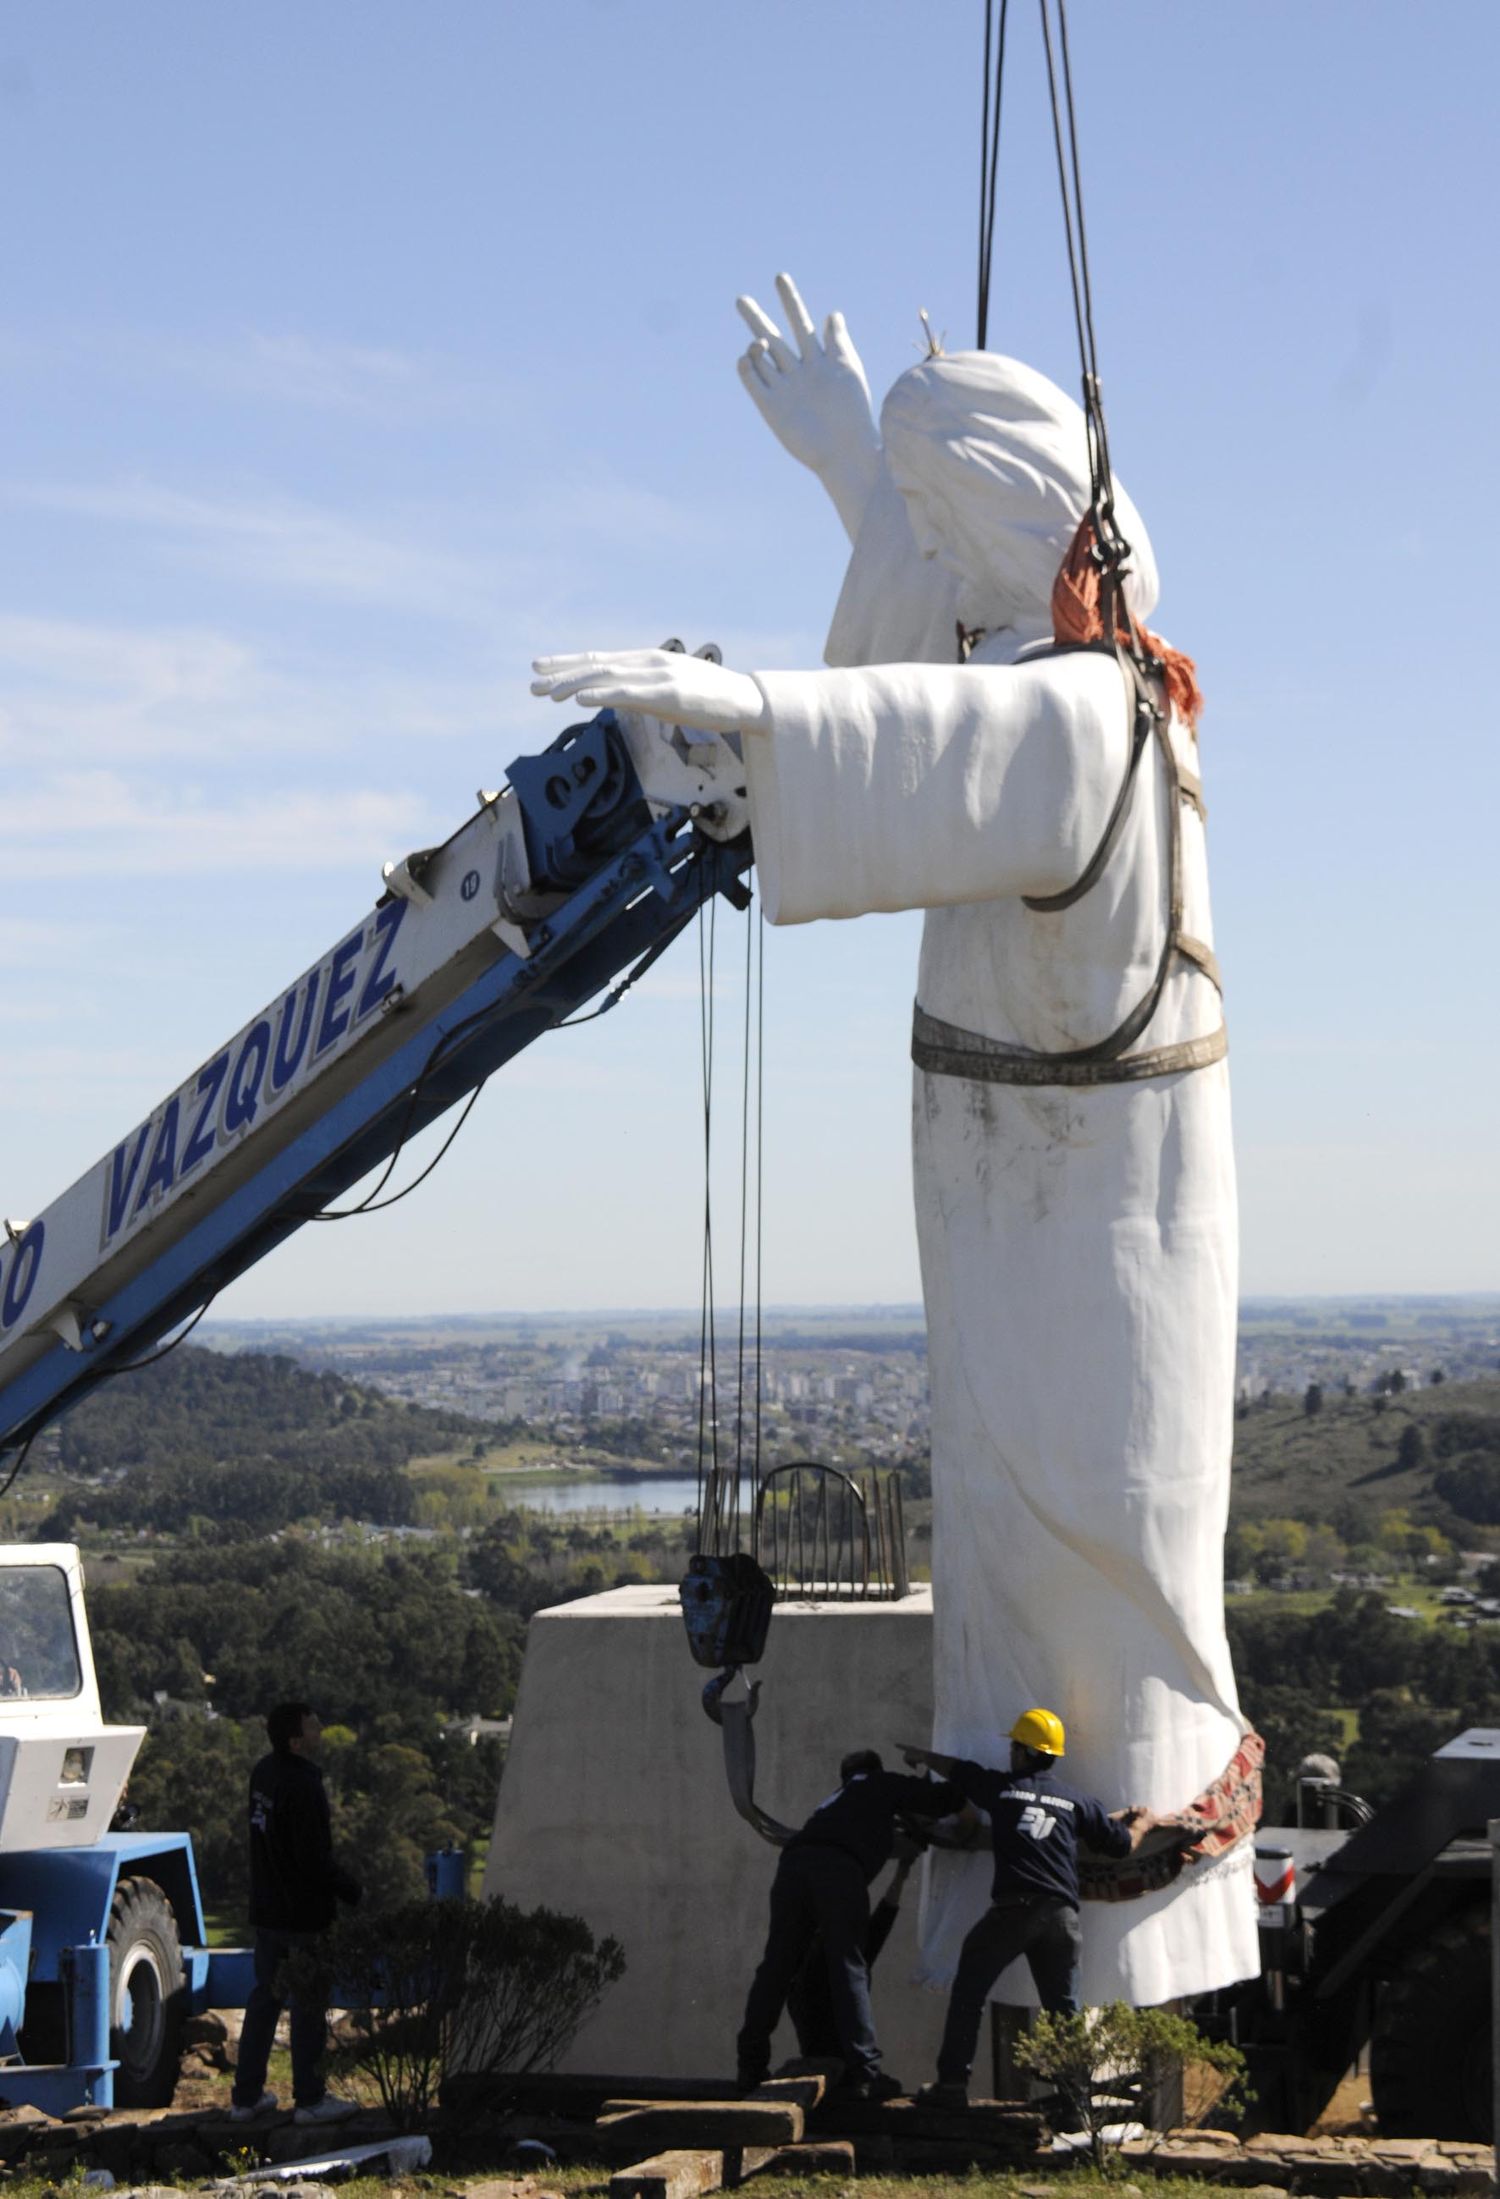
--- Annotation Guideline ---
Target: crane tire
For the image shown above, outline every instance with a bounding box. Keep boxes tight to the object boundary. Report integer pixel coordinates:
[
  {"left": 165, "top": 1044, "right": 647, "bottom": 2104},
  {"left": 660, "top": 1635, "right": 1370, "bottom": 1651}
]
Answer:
[
  {"left": 1370, "top": 1907, "right": 1491, "bottom": 2141},
  {"left": 107, "top": 1876, "right": 187, "bottom": 2110}
]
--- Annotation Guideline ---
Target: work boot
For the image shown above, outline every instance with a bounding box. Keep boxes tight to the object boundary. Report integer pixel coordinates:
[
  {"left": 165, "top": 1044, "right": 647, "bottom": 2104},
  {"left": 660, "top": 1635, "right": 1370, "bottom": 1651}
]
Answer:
[{"left": 736, "top": 2066, "right": 768, "bottom": 2096}]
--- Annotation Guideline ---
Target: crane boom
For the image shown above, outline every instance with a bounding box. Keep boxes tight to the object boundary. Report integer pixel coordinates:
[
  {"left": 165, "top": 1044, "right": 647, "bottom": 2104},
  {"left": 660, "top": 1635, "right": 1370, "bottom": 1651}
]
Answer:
[{"left": 0, "top": 704, "right": 752, "bottom": 1454}]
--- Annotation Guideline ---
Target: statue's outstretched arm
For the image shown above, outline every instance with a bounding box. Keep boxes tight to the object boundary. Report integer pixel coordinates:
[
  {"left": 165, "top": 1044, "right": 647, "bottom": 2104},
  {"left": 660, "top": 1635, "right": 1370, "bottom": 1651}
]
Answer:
[
  {"left": 532, "top": 648, "right": 768, "bottom": 736},
  {"left": 735, "top": 273, "right": 881, "bottom": 545}
]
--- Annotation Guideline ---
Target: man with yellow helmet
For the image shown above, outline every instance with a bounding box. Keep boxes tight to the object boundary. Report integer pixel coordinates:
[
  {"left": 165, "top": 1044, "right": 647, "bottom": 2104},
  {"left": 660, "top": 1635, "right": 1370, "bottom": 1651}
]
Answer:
[{"left": 901, "top": 1710, "right": 1153, "bottom": 2107}]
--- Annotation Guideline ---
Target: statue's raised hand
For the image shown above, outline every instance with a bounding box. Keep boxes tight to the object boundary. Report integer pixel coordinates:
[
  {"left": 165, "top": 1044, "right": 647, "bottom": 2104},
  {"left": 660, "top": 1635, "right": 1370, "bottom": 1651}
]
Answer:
[
  {"left": 736, "top": 272, "right": 880, "bottom": 542},
  {"left": 531, "top": 649, "right": 768, "bottom": 737}
]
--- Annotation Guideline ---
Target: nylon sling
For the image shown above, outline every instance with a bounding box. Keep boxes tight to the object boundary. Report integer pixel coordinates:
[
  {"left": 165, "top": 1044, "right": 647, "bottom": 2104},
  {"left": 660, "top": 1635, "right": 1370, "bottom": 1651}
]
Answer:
[{"left": 912, "top": 639, "right": 1226, "bottom": 1089}]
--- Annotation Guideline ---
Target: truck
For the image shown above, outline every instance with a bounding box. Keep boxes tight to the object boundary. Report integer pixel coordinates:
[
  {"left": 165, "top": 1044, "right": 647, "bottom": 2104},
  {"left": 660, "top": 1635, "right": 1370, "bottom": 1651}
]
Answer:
[
  {"left": 1231, "top": 1730, "right": 1500, "bottom": 2141},
  {"left": 0, "top": 683, "right": 754, "bottom": 2110},
  {"left": 0, "top": 1540, "right": 255, "bottom": 2111}
]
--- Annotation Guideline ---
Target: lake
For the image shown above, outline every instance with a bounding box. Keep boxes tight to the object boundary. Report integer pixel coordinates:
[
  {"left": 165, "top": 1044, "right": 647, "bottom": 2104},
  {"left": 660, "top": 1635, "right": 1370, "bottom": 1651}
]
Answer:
[{"left": 492, "top": 1475, "right": 701, "bottom": 1517}]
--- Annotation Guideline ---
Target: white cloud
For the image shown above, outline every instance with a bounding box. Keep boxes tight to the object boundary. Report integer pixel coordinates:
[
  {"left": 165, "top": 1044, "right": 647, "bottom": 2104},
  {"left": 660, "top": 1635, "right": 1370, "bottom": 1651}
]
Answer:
[
  {"left": 5, "top": 324, "right": 510, "bottom": 424},
  {"left": 0, "top": 610, "right": 524, "bottom": 764},
  {"left": 4, "top": 479, "right": 510, "bottom": 624},
  {"left": 0, "top": 771, "right": 438, "bottom": 878},
  {"left": 0, "top": 916, "right": 90, "bottom": 969},
  {"left": 157, "top": 330, "right": 491, "bottom": 420}
]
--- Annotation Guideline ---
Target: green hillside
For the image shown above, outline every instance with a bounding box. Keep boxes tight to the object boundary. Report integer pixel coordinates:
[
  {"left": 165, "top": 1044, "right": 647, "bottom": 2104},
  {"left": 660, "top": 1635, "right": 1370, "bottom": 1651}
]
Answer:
[
  {"left": 15, "top": 1346, "right": 500, "bottom": 1538},
  {"left": 1231, "top": 1375, "right": 1500, "bottom": 1538}
]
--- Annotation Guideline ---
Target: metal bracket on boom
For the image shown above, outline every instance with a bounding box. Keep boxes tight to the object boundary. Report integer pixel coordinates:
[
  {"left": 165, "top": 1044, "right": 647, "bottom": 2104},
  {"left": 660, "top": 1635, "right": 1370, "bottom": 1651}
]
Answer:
[
  {"left": 380, "top": 848, "right": 439, "bottom": 906},
  {"left": 48, "top": 1304, "right": 112, "bottom": 1354}
]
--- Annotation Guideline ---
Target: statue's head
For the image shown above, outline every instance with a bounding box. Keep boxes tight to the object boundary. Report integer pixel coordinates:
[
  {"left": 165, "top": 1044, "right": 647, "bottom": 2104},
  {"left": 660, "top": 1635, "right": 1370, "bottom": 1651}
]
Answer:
[{"left": 879, "top": 351, "right": 1159, "bottom": 639}]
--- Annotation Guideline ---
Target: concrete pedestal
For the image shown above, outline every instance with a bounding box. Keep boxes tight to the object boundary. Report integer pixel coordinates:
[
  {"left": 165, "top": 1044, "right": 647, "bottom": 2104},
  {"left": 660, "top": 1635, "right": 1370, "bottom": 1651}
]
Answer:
[{"left": 482, "top": 1583, "right": 948, "bottom": 2083}]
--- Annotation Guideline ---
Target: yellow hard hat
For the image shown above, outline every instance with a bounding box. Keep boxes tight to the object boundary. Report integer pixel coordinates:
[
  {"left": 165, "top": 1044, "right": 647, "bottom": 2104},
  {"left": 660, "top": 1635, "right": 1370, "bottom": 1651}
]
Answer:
[{"left": 1009, "top": 1707, "right": 1066, "bottom": 1757}]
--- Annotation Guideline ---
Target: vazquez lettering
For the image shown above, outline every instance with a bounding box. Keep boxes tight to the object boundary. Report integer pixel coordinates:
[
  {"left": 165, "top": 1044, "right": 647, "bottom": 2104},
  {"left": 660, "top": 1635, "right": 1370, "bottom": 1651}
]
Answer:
[{"left": 99, "top": 901, "right": 408, "bottom": 1253}]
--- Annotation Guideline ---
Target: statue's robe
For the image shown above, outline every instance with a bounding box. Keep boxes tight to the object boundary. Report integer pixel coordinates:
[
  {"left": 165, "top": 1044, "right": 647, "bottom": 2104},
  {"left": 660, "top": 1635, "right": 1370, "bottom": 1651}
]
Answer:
[{"left": 739, "top": 354, "right": 1258, "bottom": 2004}]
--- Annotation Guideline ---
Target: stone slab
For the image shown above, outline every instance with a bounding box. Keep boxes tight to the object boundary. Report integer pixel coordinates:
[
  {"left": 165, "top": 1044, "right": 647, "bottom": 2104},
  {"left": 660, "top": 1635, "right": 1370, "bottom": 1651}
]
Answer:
[
  {"left": 735, "top": 2139, "right": 856, "bottom": 2181},
  {"left": 602, "top": 2082, "right": 823, "bottom": 2110},
  {"left": 750, "top": 2077, "right": 826, "bottom": 2110},
  {"left": 609, "top": 2149, "right": 725, "bottom": 2199},
  {"left": 1117, "top": 2132, "right": 1499, "bottom": 2194},
  {"left": 598, "top": 2104, "right": 804, "bottom": 2149}
]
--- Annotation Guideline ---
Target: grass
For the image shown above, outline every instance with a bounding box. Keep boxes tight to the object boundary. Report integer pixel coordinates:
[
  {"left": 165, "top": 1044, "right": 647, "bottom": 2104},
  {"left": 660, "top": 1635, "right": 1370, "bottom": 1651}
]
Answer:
[
  {"left": 1230, "top": 1575, "right": 1492, "bottom": 1630},
  {"left": 405, "top": 1438, "right": 682, "bottom": 1486}
]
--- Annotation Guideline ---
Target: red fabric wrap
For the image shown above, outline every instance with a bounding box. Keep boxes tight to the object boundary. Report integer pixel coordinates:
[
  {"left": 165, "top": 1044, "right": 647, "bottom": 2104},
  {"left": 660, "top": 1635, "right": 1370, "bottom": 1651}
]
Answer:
[
  {"left": 1079, "top": 1730, "right": 1265, "bottom": 1904},
  {"left": 1052, "top": 514, "right": 1204, "bottom": 732}
]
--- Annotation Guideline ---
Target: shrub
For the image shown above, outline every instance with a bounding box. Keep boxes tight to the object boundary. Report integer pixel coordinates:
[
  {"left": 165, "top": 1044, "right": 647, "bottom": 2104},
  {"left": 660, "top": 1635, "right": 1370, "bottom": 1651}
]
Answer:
[
  {"left": 302, "top": 1895, "right": 625, "bottom": 2128},
  {"left": 1016, "top": 2001, "right": 1248, "bottom": 2168}
]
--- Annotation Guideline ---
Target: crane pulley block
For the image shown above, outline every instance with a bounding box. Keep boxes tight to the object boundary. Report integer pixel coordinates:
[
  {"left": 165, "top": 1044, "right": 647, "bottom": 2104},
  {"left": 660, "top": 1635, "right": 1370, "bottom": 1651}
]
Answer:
[{"left": 678, "top": 1551, "right": 774, "bottom": 1671}]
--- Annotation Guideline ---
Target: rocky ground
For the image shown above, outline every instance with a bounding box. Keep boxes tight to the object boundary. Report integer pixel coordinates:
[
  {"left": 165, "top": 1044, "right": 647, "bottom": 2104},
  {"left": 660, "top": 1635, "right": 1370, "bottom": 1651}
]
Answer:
[{"left": 0, "top": 2022, "right": 1489, "bottom": 2199}]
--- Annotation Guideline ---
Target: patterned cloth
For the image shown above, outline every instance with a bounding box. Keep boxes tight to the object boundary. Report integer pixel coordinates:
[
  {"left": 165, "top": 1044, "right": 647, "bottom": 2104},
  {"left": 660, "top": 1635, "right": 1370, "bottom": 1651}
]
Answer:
[{"left": 1079, "top": 1731, "right": 1265, "bottom": 1903}]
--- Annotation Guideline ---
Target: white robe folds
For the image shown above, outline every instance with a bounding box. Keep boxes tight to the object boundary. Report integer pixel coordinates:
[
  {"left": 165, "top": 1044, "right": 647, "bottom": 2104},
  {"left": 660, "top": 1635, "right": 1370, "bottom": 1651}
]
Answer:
[{"left": 741, "top": 355, "right": 1258, "bottom": 2003}]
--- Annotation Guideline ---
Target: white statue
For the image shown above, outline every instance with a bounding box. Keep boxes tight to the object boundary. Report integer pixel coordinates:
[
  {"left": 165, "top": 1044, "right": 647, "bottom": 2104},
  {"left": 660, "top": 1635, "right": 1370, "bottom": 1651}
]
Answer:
[{"left": 533, "top": 276, "right": 1258, "bottom": 2005}]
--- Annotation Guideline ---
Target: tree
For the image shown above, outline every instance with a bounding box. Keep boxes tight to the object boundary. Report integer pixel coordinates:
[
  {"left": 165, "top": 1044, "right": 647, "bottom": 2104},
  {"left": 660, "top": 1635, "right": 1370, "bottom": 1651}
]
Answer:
[
  {"left": 1303, "top": 1383, "right": 1324, "bottom": 1417},
  {"left": 1395, "top": 1423, "right": 1427, "bottom": 1474},
  {"left": 1434, "top": 1456, "right": 1500, "bottom": 1526}
]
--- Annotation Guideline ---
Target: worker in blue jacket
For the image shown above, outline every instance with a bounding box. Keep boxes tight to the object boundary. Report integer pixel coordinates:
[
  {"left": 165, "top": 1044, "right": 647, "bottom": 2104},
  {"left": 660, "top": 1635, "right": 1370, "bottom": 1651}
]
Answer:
[
  {"left": 737, "top": 1748, "right": 965, "bottom": 2099},
  {"left": 901, "top": 1709, "right": 1153, "bottom": 2106}
]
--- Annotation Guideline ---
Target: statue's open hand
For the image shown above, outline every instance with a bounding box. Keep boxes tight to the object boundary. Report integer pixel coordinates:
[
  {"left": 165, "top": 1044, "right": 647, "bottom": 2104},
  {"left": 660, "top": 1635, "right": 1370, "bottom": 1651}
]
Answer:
[
  {"left": 736, "top": 273, "right": 880, "bottom": 538},
  {"left": 531, "top": 649, "right": 768, "bottom": 737}
]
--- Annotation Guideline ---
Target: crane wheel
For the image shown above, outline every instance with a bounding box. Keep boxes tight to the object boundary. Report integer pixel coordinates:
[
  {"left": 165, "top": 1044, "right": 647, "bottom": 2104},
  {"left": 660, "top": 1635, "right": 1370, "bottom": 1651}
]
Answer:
[
  {"left": 108, "top": 1876, "right": 186, "bottom": 2110},
  {"left": 1370, "top": 1908, "right": 1491, "bottom": 2142}
]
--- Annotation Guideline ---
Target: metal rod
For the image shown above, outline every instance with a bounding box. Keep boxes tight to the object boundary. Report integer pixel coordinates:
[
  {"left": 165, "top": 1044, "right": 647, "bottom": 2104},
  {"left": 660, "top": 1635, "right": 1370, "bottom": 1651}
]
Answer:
[{"left": 1491, "top": 1814, "right": 1500, "bottom": 2180}]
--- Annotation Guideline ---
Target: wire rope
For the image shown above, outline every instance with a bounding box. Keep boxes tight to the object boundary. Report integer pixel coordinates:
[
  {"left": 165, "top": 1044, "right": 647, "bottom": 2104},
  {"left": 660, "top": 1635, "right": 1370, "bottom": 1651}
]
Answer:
[
  {"left": 1038, "top": 0, "right": 1133, "bottom": 621},
  {"left": 108, "top": 1297, "right": 216, "bottom": 1373},
  {"left": 0, "top": 1433, "right": 35, "bottom": 1502},
  {"left": 696, "top": 883, "right": 722, "bottom": 1551},
  {"left": 733, "top": 893, "right": 755, "bottom": 1553},
  {"left": 977, "top": 0, "right": 1010, "bottom": 348},
  {"left": 752, "top": 901, "right": 765, "bottom": 1546}
]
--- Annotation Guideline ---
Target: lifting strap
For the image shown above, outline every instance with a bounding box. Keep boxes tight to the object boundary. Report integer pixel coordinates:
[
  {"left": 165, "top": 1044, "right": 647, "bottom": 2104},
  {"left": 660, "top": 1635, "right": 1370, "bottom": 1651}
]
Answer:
[
  {"left": 702, "top": 1667, "right": 797, "bottom": 1846},
  {"left": 912, "top": 639, "right": 1227, "bottom": 1088}
]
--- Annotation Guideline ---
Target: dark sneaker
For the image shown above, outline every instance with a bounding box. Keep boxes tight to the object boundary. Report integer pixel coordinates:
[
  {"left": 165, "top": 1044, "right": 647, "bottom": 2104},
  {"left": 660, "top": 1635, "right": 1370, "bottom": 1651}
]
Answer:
[
  {"left": 915, "top": 2079, "right": 970, "bottom": 2109},
  {"left": 847, "top": 2071, "right": 905, "bottom": 2101},
  {"left": 736, "top": 2066, "right": 769, "bottom": 2095}
]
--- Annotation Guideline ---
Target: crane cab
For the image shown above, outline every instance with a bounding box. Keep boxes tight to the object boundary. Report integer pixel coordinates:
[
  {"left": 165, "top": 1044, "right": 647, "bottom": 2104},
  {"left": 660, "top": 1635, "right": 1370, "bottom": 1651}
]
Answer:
[{"left": 0, "top": 1544, "right": 143, "bottom": 1851}]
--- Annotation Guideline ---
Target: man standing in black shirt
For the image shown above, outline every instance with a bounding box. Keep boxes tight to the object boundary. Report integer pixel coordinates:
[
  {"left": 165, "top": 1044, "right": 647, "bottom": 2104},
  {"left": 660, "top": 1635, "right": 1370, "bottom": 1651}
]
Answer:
[
  {"left": 737, "top": 1748, "right": 965, "bottom": 2099},
  {"left": 901, "top": 1709, "right": 1152, "bottom": 2106},
  {"left": 230, "top": 1702, "right": 363, "bottom": 2125}
]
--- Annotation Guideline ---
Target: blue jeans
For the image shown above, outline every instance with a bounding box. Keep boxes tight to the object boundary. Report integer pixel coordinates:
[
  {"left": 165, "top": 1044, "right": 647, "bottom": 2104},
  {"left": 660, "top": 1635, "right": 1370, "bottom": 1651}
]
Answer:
[
  {"left": 233, "top": 1927, "right": 329, "bottom": 2109},
  {"left": 936, "top": 1895, "right": 1083, "bottom": 2086},
  {"left": 738, "top": 1846, "right": 881, "bottom": 2083}
]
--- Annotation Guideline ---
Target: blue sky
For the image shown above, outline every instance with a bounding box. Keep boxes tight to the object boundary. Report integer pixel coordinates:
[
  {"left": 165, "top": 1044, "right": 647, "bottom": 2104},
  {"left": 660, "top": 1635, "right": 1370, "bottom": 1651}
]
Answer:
[{"left": 1, "top": 2, "right": 1495, "bottom": 1317}]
